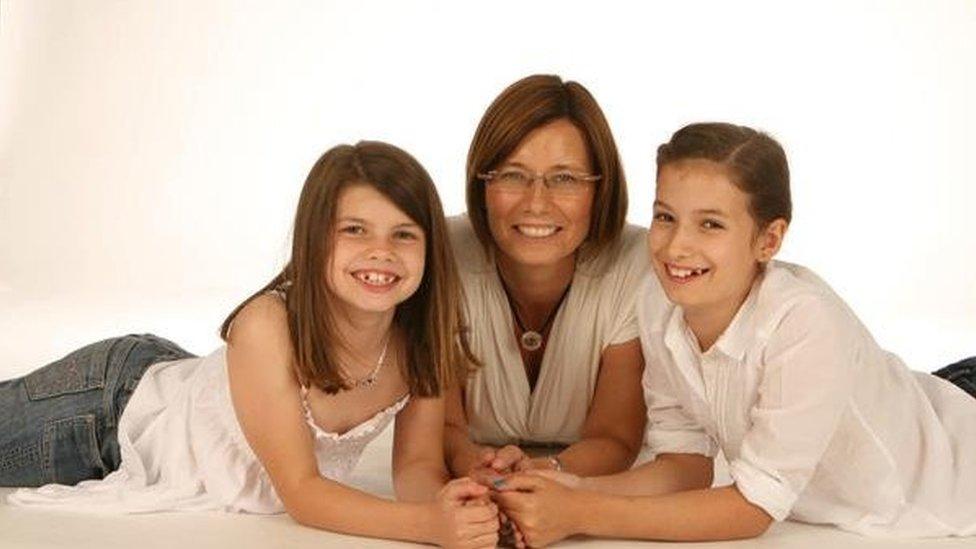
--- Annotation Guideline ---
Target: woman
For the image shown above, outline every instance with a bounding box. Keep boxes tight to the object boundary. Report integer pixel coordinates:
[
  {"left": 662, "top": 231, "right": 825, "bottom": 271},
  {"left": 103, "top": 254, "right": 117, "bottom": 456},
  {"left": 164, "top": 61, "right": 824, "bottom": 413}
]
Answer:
[{"left": 444, "top": 75, "right": 649, "bottom": 479}]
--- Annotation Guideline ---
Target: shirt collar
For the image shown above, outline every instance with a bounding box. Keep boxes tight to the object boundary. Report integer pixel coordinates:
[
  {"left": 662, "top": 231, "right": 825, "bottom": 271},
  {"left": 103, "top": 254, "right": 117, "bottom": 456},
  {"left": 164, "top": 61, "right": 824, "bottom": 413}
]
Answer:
[
  {"left": 667, "top": 271, "right": 766, "bottom": 363},
  {"left": 709, "top": 273, "right": 766, "bottom": 361}
]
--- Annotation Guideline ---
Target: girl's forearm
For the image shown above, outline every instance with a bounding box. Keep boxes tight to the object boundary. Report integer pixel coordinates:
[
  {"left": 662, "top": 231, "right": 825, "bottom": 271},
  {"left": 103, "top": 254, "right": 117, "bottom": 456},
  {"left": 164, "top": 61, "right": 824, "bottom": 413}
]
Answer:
[
  {"left": 556, "top": 436, "right": 639, "bottom": 476},
  {"left": 574, "top": 485, "right": 772, "bottom": 542},
  {"left": 394, "top": 461, "right": 449, "bottom": 502},
  {"left": 583, "top": 453, "right": 713, "bottom": 496},
  {"left": 444, "top": 424, "right": 490, "bottom": 476},
  {"left": 281, "top": 475, "right": 438, "bottom": 544}
]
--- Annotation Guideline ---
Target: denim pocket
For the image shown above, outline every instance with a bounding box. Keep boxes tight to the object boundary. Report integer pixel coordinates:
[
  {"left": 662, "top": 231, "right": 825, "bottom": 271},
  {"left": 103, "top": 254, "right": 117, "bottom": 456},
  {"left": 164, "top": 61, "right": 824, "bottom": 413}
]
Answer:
[
  {"left": 42, "top": 414, "right": 107, "bottom": 485},
  {"left": 24, "top": 339, "right": 113, "bottom": 400}
]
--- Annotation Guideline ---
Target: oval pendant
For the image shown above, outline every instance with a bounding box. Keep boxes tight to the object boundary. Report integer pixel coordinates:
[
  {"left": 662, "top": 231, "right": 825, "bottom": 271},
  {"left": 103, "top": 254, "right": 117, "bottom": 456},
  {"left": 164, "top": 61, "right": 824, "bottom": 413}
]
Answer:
[{"left": 520, "top": 331, "right": 543, "bottom": 351}]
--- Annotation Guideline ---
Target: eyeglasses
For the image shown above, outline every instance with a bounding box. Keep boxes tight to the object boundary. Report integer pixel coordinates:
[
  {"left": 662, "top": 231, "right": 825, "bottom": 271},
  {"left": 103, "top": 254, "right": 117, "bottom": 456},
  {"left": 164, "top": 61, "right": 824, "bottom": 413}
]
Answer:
[{"left": 477, "top": 168, "right": 600, "bottom": 197}]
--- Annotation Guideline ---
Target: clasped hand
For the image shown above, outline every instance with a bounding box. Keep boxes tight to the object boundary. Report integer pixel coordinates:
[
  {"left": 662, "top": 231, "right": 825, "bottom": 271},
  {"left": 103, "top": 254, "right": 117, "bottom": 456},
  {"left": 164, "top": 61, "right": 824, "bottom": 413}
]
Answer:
[{"left": 467, "top": 445, "right": 585, "bottom": 548}]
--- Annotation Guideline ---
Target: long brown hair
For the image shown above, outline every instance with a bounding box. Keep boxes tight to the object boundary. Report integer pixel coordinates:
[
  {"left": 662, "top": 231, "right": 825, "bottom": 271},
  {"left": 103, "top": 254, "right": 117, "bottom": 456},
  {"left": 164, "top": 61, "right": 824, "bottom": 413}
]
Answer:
[
  {"left": 465, "top": 74, "right": 628, "bottom": 260},
  {"left": 656, "top": 122, "right": 792, "bottom": 228},
  {"left": 220, "top": 141, "right": 475, "bottom": 396}
]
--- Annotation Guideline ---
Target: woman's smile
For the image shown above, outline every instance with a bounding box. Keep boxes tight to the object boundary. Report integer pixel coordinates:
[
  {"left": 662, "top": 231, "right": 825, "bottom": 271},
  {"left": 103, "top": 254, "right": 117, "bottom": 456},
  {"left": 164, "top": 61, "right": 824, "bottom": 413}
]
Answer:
[{"left": 512, "top": 223, "right": 561, "bottom": 239}]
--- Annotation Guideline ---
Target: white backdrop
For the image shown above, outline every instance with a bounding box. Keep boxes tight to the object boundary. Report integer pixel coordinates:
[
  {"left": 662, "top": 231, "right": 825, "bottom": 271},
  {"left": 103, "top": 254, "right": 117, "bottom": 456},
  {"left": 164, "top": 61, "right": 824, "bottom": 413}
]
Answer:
[{"left": 1, "top": 0, "right": 973, "bottom": 376}]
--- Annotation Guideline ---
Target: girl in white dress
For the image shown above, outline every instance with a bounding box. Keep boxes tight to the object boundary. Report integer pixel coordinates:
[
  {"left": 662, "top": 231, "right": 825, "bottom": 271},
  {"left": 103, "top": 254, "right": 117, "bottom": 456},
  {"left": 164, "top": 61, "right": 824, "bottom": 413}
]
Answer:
[
  {"left": 1, "top": 141, "right": 499, "bottom": 548},
  {"left": 493, "top": 123, "right": 976, "bottom": 546}
]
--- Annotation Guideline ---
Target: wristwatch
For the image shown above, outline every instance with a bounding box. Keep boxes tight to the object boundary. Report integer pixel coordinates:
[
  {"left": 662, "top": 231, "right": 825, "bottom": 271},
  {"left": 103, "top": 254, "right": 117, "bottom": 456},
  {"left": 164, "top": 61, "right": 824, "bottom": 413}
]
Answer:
[{"left": 546, "top": 454, "right": 564, "bottom": 472}]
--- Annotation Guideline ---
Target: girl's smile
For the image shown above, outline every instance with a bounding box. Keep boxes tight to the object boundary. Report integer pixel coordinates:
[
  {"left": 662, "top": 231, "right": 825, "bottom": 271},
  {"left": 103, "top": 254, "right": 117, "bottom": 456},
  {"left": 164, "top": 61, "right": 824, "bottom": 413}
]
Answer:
[
  {"left": 663, "top": 263, "right": 711, "bottom": 283},
  {"left": 329, "top": 184, "right": 426, "bottom": 315},
  {"left": 350, "top": 268, "right": 402, "bottom": 291}
]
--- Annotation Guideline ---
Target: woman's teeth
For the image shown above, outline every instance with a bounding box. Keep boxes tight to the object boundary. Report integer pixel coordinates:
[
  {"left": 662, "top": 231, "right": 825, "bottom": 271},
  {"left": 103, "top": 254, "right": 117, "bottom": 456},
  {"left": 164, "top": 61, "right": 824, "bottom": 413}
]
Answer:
[
  {"left": 515, "top": 224, "right": 558, "bottom": 238},
  {"left": 353, "top": 271, "right": 399, "bottom": 286},
  {"left": 667, "top": 264, "right": 709, "bottom": 279}
]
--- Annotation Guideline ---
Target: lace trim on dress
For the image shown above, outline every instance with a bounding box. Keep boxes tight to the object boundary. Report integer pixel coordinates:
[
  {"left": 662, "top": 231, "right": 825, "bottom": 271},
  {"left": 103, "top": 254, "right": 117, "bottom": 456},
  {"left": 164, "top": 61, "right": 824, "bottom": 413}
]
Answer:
[{"left": 299, "top": 386, "right": 410, "bottom": 441}]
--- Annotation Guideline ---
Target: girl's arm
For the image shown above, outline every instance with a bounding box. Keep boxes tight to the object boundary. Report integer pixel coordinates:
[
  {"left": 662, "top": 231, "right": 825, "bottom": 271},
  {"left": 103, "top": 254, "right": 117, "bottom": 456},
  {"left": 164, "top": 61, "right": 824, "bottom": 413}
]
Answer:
[
  {"left": 580, "top": 452, "right": 713, "bottom": 496},
  {"left": 496, "top": 475, "right": 771, "bottom": 546},
  {"left": 392, "top": 393, "right": 449, "bottom": 502},
  {"left": 227, "top": 295, "right": 496, "bottom": 546},
  {"left": 578, "top": 485, "right": 772, "bottom": 541}
]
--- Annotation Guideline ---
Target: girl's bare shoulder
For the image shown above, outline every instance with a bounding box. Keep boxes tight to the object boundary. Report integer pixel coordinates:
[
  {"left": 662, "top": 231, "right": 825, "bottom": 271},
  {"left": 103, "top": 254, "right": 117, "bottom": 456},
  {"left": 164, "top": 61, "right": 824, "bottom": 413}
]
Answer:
[{"left": 226, "top": 293, "right": 292, "bottom": 359}]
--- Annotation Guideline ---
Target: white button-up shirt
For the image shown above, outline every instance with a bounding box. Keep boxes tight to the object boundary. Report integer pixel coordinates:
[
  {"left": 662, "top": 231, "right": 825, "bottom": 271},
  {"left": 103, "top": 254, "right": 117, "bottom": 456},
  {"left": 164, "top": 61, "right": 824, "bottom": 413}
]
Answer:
[{"left": 639, "top": 261, "right": 976, "bottom": 537}]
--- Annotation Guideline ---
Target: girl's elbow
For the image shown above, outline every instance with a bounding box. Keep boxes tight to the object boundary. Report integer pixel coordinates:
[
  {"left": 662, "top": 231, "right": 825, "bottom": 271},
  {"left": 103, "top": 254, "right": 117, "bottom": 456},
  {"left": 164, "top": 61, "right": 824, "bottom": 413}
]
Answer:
[
  {"left": 281, "top": 496, "right": 319, "bottom": 528},
  {"left": 746, "top": 518, "right": 773, "bottom": 539},
  {"left": 276, "top": 477, "right": 326, "bottom": 527},
  {"left": 757, "top": 515, "right": 774, "bottom": 535},
  {"left": 285, "top": 506, "right": 315, "bottom": 528},
  {"left": 735, "top": 508, "right": 774, "bottom": 539}
]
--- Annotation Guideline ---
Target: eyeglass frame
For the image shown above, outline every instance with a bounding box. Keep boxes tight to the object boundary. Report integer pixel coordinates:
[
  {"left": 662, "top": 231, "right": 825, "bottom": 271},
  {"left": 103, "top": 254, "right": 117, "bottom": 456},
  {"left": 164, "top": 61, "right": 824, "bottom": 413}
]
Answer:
[{"left": 476, "top": 168, "right": 601, "bottom": 195}]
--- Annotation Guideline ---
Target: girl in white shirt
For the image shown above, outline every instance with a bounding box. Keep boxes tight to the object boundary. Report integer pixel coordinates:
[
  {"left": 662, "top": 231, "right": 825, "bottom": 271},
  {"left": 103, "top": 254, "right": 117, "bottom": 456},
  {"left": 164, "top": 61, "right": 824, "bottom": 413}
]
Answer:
[
  {"left": 1, "top": 141, "right": 498, "bottom": 548},
  {"left": 494, "top": 122, "right": 976, "bottom": 545}
]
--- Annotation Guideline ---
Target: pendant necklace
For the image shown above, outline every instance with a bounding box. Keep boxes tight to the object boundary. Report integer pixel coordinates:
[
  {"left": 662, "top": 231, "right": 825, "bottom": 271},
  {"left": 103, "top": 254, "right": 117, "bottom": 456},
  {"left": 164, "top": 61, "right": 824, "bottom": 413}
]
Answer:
[
  {"left": 341, "top": 334, "right": 390, "bottom": 390},
  {"left": 498, "top": 269, "right": 572, "bottom": 352}
]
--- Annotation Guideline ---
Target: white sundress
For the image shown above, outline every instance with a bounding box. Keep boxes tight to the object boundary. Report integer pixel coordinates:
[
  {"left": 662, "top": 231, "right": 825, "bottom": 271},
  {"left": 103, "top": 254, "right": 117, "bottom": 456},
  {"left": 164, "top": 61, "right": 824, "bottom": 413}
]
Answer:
[{"left": 7, "top": 346, "right": 409, "bottom": 513}]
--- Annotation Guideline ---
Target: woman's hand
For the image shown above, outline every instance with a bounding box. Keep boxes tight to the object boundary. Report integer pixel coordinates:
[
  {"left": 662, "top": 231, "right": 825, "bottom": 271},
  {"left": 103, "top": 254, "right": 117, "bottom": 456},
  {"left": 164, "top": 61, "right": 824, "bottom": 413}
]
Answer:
[
  {"left": 468, "top": 445, "right": 531, "bottom": 485},
  {"left": 485, "top": 445, "right": 532, "bottom": 473},
  {"left": 493, "top": 473, "right": 585, "bottom": 547},
  {"left": 430, "top": 478, "right": 500, "bottom": 548}
]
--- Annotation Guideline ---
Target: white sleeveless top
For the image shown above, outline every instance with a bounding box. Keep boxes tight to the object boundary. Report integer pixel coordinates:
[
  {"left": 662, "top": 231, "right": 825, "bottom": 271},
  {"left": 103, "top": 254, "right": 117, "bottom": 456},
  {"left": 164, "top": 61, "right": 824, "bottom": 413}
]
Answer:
[{"left": 7, "top": 347, "right": 409, "bottom": 514}]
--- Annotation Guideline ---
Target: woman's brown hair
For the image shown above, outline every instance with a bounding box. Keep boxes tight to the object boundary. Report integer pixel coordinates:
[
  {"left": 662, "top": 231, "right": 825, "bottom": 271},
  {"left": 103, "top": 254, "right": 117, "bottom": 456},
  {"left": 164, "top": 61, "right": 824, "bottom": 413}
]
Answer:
[
  {"left": 220, "top": 141, "right": 475, "bottom": 396},
  {"left": 656, "top": 122, "right": 792, "bottom": 228},
  {"left": 465, "top": 74, "right": 628, "bottom": 259}
]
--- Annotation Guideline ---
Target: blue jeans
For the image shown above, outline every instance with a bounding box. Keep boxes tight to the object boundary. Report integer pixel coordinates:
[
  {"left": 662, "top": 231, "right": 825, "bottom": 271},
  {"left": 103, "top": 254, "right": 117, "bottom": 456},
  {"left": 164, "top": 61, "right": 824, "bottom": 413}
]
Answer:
[
  {"left": 0, "top": 334, "right": 193, "bottom": 487},
  {"left": 934, "top": 356, "right": 976, "bottom": 398}
]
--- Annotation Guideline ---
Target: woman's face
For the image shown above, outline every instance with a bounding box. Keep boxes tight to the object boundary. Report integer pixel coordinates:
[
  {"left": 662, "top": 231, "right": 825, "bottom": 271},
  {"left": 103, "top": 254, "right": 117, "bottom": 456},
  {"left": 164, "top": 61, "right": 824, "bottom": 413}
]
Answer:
[
  {"left": 484, "top": 118, "right": 595, "bottom": 270},
  {"left": 326, "top": 183, "right": 426, "bottom": 317}
]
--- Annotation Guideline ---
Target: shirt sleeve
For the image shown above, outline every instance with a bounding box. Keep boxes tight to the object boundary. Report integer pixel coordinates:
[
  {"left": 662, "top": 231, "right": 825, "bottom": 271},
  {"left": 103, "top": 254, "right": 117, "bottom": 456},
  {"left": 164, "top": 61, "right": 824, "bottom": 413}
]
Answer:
[
  {"left": 642, "top": 340, "right": 719, "bottom": 458},
  {"left": 729, "top": 297, "right": 861, "bottom": 521}
]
